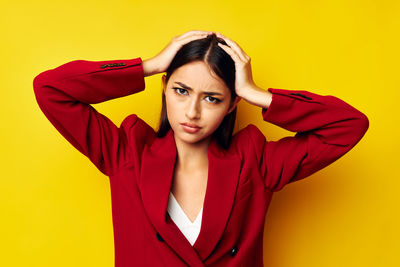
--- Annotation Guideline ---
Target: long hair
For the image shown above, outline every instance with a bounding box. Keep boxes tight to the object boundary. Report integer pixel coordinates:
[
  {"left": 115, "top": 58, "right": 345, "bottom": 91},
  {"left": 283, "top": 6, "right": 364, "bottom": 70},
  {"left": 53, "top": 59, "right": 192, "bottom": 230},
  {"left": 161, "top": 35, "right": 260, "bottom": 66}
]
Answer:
[{"left": 156, "top": 33, "right": 237, "bottom": 150}]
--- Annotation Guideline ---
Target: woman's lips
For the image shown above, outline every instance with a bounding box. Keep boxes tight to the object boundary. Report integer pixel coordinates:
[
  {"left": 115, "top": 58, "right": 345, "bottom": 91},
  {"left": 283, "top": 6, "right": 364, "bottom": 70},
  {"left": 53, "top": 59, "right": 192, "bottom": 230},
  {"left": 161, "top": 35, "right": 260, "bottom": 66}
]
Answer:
[{"left": 181, "top": 123, "right": 201, "bottom": 133}]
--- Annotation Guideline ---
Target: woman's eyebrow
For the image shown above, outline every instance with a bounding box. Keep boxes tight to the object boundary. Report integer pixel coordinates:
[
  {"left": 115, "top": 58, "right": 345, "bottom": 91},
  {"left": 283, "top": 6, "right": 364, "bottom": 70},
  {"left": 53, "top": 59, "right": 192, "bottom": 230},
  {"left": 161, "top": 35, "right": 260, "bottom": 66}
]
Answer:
[{"left": 174, "top": 81, "right": 223, "bottom": 96}]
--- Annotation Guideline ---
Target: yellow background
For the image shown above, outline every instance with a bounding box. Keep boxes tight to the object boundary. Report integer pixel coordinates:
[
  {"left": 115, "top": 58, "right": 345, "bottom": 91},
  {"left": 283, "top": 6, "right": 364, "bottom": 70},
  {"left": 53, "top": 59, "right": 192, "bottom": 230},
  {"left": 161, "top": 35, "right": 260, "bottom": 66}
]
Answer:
[{"left": 1, "top": 0, "right": 398, "bottom": 266}]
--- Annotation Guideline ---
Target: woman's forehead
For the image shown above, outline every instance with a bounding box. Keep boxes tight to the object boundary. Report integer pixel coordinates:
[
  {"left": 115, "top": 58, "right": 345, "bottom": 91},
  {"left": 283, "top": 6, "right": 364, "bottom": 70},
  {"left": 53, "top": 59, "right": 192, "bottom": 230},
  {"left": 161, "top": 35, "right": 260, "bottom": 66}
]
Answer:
[{"left": 169, "top": 61, "right": 228, "bottom": 92}]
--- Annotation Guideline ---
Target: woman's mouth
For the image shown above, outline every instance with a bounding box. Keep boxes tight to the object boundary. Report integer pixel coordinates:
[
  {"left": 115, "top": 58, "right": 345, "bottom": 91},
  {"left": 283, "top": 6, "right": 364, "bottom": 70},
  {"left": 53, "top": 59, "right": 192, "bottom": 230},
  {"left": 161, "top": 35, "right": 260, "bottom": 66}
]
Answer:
[{"left": 181, "top": 123, "right": 201, "bottom": 133}]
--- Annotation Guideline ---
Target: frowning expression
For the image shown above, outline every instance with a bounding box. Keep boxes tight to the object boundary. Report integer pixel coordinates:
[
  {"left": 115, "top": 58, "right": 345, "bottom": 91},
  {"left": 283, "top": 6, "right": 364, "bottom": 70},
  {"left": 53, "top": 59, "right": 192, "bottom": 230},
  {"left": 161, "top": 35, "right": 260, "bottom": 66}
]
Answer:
[{"left": 162, "top": 60, "right": 239, "bottom": 145}]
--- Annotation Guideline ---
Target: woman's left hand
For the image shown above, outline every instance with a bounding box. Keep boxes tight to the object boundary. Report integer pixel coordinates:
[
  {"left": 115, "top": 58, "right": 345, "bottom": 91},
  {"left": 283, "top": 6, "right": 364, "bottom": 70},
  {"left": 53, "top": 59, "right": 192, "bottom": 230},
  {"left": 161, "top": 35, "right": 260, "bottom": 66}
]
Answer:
[
  {"left": 216, "top": 32, "right": 256, "bottom": 97},
  {"left": 216, "top": 32, "right": 272, "bottom": 108}
]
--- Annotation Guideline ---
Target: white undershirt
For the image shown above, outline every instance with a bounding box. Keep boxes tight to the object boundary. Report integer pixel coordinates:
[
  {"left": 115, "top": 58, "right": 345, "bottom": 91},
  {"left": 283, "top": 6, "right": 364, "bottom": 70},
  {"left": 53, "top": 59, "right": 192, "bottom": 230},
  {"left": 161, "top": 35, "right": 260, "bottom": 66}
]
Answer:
[{"left": 167, "top": 191, "right": 203, "bottom": 246}]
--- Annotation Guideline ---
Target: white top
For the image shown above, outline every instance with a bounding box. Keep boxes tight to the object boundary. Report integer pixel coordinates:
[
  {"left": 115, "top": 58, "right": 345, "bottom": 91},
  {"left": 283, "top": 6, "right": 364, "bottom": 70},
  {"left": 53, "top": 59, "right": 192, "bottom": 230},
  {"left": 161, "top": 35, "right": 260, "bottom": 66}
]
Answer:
[{"left": 167, "top": 191, "right": 203, "bottom": 246}]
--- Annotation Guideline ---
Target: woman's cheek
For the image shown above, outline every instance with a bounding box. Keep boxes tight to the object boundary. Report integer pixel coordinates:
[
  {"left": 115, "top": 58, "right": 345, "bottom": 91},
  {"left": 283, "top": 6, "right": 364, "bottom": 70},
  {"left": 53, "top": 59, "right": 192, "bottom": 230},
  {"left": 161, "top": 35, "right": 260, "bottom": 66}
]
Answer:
[{"left": 205, "top": 109, "right": 225, "bottom": 129}]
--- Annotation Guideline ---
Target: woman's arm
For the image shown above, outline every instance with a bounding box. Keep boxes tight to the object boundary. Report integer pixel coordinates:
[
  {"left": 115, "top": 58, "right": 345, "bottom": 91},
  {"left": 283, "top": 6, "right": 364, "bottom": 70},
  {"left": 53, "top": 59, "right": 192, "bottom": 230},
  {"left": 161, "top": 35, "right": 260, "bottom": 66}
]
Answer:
[
  {"left": 215, "top": 31, "right": 369, "bottom": 192},
  {"left": 142, "top": 58, "right": 161, "bottom": 77},
  {"left": 32, "top": 31, "right": 216, "bottom": 177},
  {"left": 33, "top": 57, "right": 146, "bottom": 176},
  {"left": 246, "top": 87, "right": 369, "bottom": 192},
  {"left": 236, "top": 84, "right": 273, "bottom": 108}
]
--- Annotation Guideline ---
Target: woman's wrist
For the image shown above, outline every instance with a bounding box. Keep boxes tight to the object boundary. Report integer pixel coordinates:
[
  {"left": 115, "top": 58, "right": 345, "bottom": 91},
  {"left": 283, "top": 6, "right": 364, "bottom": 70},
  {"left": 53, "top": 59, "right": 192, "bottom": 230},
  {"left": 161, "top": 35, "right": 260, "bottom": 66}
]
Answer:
[
  {"left": 142, "top": 58, "right": 160, "bottom": 77},
  {"left": 239, "top": 85, "right": 272, "bottom": 109}
]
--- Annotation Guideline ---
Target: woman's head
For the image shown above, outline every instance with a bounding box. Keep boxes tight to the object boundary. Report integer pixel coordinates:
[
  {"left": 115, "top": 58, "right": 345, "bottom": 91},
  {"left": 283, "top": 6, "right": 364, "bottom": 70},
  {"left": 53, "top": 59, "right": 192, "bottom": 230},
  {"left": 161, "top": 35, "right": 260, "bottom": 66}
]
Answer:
[{"left": 156, "top": 33, "right": 241, "bottom": 150}]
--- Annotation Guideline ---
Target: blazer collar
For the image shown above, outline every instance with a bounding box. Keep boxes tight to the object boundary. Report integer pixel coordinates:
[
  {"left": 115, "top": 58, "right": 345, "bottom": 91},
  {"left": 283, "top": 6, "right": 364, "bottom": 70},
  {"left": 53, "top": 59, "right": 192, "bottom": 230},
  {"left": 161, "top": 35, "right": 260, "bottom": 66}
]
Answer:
[{"left": 139, "top": 128, "right": 242, "bottom": 266}]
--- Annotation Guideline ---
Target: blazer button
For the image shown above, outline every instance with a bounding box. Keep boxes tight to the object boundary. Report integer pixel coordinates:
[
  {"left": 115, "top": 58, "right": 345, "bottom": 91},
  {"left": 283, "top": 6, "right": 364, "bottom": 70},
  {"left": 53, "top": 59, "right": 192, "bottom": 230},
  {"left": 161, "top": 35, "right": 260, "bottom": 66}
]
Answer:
[
  {"left": 230, "top": 246, "right": 239, "bottom": 257},
  {"left": 156, "top": 232, "right": 164, "bottom": 242}
]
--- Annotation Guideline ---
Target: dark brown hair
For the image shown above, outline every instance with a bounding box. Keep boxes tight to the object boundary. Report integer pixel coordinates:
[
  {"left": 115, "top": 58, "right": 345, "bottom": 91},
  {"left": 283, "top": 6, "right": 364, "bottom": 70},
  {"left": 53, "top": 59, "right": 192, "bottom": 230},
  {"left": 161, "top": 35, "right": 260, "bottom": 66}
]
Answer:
[{"left": 156, "top": 33, "right": 237, "bottom": 150}]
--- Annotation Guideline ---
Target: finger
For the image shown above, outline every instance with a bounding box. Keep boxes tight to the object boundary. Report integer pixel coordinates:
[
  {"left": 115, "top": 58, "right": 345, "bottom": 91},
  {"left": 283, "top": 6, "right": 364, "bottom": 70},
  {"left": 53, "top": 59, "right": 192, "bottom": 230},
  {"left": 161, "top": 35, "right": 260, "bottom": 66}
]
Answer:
[
  {"left": 216, "top": 32, "right": 249, "bottom": 62},
  {"left": 218, "top": 34, "right": 248, "bottom": 62},
  {"left": 217, "top": 42, "right": 242, "bottom": 64},
  {"left": 216, "top": 32, "right": 244, "bottom": 53},
  {"left": 175, "top": 32, "right": 210, "bottom": 42},
  {"left": 176, "top": 33, "right": 210, "bottom": 46}
]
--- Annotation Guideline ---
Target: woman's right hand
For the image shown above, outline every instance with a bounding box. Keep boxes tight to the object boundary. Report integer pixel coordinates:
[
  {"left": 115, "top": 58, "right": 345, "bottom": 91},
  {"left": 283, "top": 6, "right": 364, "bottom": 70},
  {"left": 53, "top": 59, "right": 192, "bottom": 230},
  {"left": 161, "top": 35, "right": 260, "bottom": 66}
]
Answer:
[{"left": 142, "top": 30, "right": 214, "bottom": 77}]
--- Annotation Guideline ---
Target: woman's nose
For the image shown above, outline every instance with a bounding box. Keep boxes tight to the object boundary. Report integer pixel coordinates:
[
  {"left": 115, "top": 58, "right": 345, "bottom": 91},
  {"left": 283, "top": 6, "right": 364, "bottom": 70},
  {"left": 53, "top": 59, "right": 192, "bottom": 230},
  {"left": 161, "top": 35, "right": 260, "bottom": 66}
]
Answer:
[{"left": 185, "top": 98, "right": 201, "bottom": 120}]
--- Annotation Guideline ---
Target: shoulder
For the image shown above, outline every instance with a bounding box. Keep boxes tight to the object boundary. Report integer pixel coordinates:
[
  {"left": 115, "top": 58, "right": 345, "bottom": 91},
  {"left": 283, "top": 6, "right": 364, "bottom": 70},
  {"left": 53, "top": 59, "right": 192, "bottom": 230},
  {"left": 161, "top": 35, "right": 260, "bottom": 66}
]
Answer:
[
  {"left": 232, "top": 124, "right": 267, "bottom": 155},
  {"left": 120, "top": 114, "right": 156, "bottom": 148},
  {"left": 235, "top": 123, "right": 266, "bottom": 143}
]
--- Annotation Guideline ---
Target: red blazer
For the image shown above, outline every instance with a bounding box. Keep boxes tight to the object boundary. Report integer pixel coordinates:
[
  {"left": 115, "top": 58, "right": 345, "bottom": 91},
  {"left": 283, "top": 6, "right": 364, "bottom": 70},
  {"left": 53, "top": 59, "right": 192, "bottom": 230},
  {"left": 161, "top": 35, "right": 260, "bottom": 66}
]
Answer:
[{"left": 33, "top": 57, "right": 369, "bottom": 266}]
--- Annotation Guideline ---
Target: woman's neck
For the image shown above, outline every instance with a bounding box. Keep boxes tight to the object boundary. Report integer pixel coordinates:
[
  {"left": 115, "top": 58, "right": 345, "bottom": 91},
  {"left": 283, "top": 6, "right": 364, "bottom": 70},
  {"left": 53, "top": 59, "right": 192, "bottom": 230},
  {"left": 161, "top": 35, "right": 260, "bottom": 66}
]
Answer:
[{"left": 174, "top": 135, "right": 211, "bottom": 172}]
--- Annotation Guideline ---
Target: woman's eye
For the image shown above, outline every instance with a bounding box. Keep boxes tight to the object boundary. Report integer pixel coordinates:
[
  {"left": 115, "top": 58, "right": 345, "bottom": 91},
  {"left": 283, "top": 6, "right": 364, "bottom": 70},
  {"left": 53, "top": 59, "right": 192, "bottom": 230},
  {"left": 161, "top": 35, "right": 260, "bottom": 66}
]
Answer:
[
  {"left": 172, "top": 87, "right": 221, "bottom": 104},
  {"left": 205, "top": 96, "right": 221, "bottom": 103},
  {"left": 173, "top": 87, "right": 188, "bottom": 95}
]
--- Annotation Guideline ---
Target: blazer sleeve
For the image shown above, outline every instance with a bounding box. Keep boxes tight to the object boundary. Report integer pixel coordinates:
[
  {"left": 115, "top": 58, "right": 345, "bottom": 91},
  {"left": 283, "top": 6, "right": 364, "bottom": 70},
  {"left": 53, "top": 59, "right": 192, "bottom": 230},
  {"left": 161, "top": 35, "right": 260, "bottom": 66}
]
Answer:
[
  {"left": 33, "top": 57, "right": 146, "bottom": 177},
  {"left": 247, "top": 88, "right": 369, "bottom": 192}
]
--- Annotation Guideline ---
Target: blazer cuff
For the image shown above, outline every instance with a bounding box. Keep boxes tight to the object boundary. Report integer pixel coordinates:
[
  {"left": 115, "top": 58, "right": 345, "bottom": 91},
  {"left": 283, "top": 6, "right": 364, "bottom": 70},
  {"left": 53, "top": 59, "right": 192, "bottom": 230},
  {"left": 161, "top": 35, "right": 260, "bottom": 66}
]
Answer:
[{"left": 261, "top": 87, "right": 316, "bottom": 125}]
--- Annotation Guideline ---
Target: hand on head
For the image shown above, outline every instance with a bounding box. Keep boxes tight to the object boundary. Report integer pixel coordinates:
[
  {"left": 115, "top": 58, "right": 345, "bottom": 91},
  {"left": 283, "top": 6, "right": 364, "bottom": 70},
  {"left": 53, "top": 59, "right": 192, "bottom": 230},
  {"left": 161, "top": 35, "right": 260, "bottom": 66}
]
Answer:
[
  {"left": 150, "top": 30, "right": 215, "bottom": 74},
  {"left": 150, "top": 29, "right": 255, "bottom": 101}
]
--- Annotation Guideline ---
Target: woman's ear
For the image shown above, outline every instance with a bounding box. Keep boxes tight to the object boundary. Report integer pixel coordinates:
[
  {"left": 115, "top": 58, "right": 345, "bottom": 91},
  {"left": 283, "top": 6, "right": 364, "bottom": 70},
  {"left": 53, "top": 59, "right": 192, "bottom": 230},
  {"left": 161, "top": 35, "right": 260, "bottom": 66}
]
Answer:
[{"left": 227, "top": 96, "right": 242, "bottom": 114}]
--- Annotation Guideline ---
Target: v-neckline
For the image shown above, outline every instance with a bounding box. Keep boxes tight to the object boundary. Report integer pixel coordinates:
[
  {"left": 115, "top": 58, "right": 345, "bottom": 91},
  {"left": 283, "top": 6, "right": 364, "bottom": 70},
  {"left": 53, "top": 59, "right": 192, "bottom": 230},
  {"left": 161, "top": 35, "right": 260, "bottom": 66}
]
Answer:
[
  {"left": 168, "top": 191, "right": 203, "bottom": 224},
  {"left": 139, "top": 127, "right": 243, "bottom": 262}
]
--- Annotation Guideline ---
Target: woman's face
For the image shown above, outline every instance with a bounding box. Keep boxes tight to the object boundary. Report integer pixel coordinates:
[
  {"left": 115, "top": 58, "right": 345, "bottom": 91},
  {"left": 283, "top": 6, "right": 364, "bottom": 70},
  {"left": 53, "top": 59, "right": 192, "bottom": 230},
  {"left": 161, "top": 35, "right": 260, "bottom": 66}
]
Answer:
[{"left": 162, "top": 60, "right": 239, "bottom": 146}]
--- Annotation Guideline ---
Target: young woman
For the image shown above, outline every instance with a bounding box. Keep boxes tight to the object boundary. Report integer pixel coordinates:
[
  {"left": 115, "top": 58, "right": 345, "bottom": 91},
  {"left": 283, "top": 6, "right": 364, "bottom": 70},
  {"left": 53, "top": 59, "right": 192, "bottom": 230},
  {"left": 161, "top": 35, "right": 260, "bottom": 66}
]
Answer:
[{"left": 33, "top": 30, "right": 369, "bottom": 266}]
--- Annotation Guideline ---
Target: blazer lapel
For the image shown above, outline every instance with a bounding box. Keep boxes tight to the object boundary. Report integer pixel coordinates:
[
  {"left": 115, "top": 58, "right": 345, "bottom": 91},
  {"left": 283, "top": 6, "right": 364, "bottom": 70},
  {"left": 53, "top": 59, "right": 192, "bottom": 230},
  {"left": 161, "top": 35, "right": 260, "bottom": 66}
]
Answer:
[
  {"left": 139, "top": 128, "right": 241, "bottom": 265},
  {"left": 193, "top": 134, "right": 242, "bottom": 262}
]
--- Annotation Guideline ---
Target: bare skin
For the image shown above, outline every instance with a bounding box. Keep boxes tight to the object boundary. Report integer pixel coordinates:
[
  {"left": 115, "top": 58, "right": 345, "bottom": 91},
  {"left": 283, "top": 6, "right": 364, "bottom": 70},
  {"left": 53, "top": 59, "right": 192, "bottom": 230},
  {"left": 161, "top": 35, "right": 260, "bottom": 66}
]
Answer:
[
  {"left": 171, "top": 158, "right": 208, "bottom": 223},
  {"left": 142, "top": 30, "right": 272, "bottom": 222}
]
